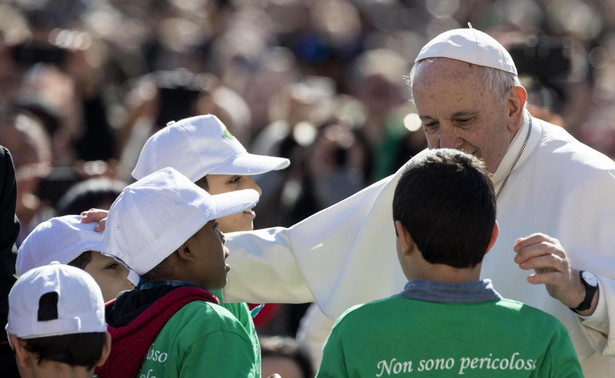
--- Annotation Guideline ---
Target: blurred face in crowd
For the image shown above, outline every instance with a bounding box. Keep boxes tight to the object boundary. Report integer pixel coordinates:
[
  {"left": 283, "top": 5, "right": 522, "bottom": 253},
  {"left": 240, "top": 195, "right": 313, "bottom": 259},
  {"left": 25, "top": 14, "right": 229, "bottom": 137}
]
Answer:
[
  {"left": 0, "top": 114, "right": 51, "bottom": 170},
  {"left": 205, "top": 175, "right": 262, "bottom": 232},
  {"left": 412, "top": 58, "right": 524, "bottom": 174}
]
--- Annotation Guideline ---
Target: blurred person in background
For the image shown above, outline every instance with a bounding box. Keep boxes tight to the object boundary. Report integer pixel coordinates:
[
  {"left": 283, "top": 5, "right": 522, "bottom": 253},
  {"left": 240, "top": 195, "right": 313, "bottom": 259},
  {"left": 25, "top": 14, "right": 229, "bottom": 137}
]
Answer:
[
  {"left": 55, "top": 177, "right": 126, "bottom": 216},
  {"left": 0, "top": 111, "right": 55, "bottom": 245},
  {"left": 256, "top": 117, "right": 372, "bottom": 338},
  {"left": 116, "top": 69, "right": 217, "bottom": 181},
  {"left": 280, "top": 118, "right": 370, "bottom": 226},
  {"left": 0, "top": 146, "right": 20, "bottom": 378},
  {"left": 345, "top": 48, "right": 417, "bottom": 181},
  {"left": 260, "top": 335, "right": 314, "bottom": 378},
  {"left": 250, "top": 77, "right": 337, "bottom": 229},
  {"left": 4, "top": 7, "right": 117, "bottom": 164}
]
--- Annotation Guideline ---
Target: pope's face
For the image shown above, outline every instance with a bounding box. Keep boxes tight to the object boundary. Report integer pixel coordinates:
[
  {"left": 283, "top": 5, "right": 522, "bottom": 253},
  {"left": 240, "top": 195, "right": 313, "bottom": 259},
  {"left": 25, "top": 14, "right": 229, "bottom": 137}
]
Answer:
[{"left": 412, "top": 58, "right": 517, "bottom": 174}]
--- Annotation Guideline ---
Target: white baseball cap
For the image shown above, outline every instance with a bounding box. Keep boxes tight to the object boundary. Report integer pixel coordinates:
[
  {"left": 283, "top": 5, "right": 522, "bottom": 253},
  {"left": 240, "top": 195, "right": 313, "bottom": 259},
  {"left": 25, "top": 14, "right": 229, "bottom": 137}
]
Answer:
[
  {"left": 6, "top": 262, "right": 106, "bottom": 339},
  {"left": 415, "top": 27, "right": 517, "bottom": 75},
  {"left": 103, "top": 167, "right": 259, "bottom": 275},
  {"left": 16, "top": 215, "right": 140, "bottom": 285},
  {"left": 17, "top": 215, "right": 104, "bottom": 276},
  {"left": 132, "top": 114, "right": 290, "bottom": 182}
]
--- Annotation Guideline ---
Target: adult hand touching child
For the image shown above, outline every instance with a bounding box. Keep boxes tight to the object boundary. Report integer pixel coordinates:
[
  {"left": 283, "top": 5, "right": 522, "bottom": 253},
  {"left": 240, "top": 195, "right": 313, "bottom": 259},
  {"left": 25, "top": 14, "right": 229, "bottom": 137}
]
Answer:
[
  {"left": 81, "top": 208, "right": 109, "bottom": 232},
  {"left": 514, "top": 233, "right": 598, "bottom": 316},
  {"left": 86, "top": 207, "right": 602, "bottom": 320}
]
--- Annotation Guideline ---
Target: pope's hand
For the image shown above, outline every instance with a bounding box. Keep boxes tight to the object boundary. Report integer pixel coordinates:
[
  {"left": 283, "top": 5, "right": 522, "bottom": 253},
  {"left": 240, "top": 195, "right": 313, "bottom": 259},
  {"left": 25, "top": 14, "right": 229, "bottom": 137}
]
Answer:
[{"left": 513, "top": 233, "right": 592, "bottom": 314}]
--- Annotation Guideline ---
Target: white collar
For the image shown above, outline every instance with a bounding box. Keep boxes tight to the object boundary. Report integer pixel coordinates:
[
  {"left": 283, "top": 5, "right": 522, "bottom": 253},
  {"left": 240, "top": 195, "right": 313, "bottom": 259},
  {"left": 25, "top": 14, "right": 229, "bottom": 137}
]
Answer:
[{"left": 492, "top": 114, "right": 542, "bottom": 189}]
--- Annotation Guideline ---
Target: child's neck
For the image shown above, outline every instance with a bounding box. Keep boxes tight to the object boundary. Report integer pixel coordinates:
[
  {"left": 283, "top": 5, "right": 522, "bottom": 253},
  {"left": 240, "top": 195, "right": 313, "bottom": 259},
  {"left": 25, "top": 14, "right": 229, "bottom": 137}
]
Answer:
[
  {"left": 413, "top": 263, "right": 482, "bottom": 283},
  {"left": 28, "top": 361, "right": 95, "bottom": 378}
]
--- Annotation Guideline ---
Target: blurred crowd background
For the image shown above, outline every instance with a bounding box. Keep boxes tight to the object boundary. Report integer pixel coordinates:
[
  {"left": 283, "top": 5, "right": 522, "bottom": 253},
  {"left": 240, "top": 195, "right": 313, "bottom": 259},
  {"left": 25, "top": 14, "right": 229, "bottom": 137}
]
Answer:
[{"left": 2, "top": 0, "right": 615, "bottom": 375}]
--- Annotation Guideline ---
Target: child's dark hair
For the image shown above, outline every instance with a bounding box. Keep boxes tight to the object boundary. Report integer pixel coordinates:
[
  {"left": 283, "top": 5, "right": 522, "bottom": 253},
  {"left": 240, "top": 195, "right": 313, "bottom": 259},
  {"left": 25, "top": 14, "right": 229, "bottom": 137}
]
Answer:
[
  {"left": 140, "top": 256, "right": 174, "bottom": 283},
  {"left": 23, "top": 332, "right": 106, "bottom": 370},
  {"left": 56, "top": 177, "right": 125, "bottom": 216},
  {"left": 195, "top": 175, "right": 209, "bottom": 191},
  {"left": 68, "top": 251, "right": 93, "bottom": 270},
  {"left": 392, "top": 149, "right": 496, "bottom": 268}
]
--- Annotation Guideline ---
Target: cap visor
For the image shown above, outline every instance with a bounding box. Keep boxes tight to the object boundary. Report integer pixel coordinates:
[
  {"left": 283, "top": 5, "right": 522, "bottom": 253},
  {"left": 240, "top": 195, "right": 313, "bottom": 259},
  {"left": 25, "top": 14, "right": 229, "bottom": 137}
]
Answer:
[
  {"left": 210, "top": 189, "right": 260, "bottom": 220},
  {"left": 210, "top": 153, "right": 290, "bottom": 176}
]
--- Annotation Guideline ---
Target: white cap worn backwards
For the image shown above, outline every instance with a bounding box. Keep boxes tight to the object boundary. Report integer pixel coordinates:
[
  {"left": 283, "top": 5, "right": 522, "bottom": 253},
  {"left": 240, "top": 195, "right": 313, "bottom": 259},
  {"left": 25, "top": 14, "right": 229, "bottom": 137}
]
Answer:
[{"left": 6, "top": 262, "right": 106, "bottom": 339}]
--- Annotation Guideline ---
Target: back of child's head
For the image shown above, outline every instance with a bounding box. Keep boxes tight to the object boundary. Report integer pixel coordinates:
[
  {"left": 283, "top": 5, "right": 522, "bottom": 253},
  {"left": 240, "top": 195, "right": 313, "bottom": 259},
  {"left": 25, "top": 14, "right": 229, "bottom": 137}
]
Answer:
[
  {"left": 102, "top": 167, "right": 259, "bottom": 277},
  {"left": 17, "top": 215, "right": 104, "bottom": 276},
  {"left": 392, "top": 149, "right": 496, "bottom": 268},
  {"left": 56, "top": 177, "right": 126, "bottom": 216},
  {"left": 6, "top": 263, "right": 107, "bottom": 370}
]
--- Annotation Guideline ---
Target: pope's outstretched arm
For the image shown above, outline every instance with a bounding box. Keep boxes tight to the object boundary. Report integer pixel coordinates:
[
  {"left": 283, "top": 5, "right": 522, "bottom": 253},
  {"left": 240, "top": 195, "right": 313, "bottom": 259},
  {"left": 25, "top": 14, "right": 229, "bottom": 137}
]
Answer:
[{"left": 223, "top": 161, "right": 414, "bottom": 318}]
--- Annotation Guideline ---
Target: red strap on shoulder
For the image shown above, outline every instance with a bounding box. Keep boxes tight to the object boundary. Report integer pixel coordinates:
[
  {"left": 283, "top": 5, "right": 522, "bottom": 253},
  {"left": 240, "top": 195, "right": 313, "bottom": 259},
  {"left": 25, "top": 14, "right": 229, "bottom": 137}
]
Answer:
[{"left": 96, "top": 286, "right": 218, "bottom": 378}]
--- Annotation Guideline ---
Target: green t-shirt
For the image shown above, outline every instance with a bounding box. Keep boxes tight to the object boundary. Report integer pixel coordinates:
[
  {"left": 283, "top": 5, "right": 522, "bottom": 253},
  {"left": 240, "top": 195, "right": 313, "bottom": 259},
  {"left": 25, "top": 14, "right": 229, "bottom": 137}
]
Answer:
[
  {"left": 138, "top": 300, "right": 258, "bottom": 377},
  {"left": 211, "top": 289, "right": 261, "bottom": 376},
  {"left": 317, "top": 296, "right": 582, "bottom": 378}
]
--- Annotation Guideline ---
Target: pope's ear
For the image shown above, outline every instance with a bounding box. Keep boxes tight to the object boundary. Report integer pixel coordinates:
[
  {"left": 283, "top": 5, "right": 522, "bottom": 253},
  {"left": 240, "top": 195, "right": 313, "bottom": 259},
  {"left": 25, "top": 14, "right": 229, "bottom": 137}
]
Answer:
[{"left": 507, "top": 86, "right": 526, "bottom": 133}]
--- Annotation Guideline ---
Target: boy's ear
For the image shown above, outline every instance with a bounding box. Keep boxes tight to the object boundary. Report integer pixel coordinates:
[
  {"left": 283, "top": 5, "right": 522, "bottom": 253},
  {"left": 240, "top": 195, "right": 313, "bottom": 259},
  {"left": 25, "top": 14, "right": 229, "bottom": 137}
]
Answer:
[
  {"left": 176, "top": 241, "right": 197, "bottom": 262},
  {"left": 485, "top": 221, "right": 500, "bottom": 255},
  {"left": 96, "top": 332, "right": 112, "bottom": 368},
  {"left": 10, "top": 335, "right": 33, "bottom": 370},
  {"left": 394, "top": 220, "right": 415, "bottom": 256}
]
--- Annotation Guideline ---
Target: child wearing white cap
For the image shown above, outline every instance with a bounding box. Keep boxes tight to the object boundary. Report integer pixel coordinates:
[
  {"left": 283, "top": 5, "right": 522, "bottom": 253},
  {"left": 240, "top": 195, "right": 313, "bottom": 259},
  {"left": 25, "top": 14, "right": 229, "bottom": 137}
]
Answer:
[
  {"left": 6, "top": 262, "right": 111, "bottom": 378},
  {"left": 17, "top": 215, "right": 136, "bottom": 302},
  {"left": 132, "top": 114, "right": 290, "bottom": 370},
  {"left": 96, "top": 167, "right": 261, "bottom": 378},
  {"left": 132, "top": 114, "right": 289, "bottom": 232}
]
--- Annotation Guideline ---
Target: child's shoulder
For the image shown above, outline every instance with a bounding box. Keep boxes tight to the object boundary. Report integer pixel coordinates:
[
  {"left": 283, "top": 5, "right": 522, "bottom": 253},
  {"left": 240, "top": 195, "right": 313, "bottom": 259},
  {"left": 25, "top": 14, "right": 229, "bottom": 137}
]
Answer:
[
  {"left": 495, "top": 297, "right": 565, "bottom": 324},
  {"left": 167, "top": 300, "right": 251, "bottom": 337},
  {"left": 335, "top": 296, "right": 403, "bottom": 325},
  {"left": 176, "top": 299, "right": 240, "bottom": 319},
  {"left": 337, "top": 296, "right": 565, "bottom": 330}
]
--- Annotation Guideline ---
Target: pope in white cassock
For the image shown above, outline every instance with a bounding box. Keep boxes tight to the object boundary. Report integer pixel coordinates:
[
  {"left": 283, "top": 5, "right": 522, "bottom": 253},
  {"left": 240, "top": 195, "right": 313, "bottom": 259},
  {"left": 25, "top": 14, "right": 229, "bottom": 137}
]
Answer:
[{"left": 222, "top": 28, "right": 615, "bottom": 377}]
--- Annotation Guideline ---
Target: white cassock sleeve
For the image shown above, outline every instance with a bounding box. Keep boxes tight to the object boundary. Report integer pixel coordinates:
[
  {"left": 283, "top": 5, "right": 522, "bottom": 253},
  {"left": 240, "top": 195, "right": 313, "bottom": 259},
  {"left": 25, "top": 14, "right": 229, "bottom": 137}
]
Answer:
[
  {"left": 551, "top": 163, "right": 615, "bottom": 357},
  {"left": 223, "top": 162, "right": 410, "bottom": 318}
]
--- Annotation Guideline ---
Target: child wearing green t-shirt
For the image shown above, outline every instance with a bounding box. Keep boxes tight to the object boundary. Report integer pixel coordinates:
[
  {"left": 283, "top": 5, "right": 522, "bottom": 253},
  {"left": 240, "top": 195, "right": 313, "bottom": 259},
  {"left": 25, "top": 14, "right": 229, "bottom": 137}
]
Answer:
[
  {"left": 95, "top": 167, "right": 261, "bottom": 377},
  {"left": 132, "top": 114, "right": 290, "bottom": 376},
  {"left": 317, "top": 149, "right": 582, "bottom": 378},
  {"left": 83, "top": 114, "right": 290, "bottom": 377}
]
